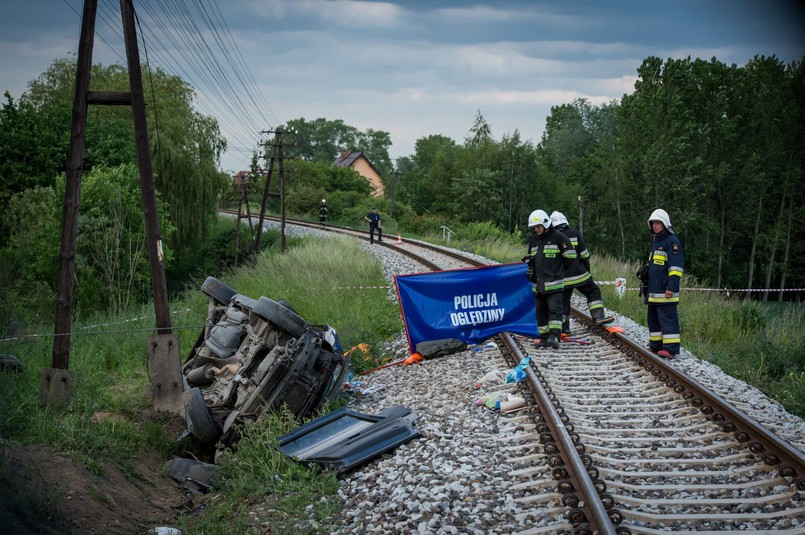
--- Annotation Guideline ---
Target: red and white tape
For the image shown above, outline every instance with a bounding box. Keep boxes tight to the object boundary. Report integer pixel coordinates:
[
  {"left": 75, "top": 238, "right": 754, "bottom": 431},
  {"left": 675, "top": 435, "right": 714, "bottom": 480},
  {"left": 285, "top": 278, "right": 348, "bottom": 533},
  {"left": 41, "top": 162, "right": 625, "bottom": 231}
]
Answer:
[{"left": 597, "top": 281, "right": 804, "bottom": 293}]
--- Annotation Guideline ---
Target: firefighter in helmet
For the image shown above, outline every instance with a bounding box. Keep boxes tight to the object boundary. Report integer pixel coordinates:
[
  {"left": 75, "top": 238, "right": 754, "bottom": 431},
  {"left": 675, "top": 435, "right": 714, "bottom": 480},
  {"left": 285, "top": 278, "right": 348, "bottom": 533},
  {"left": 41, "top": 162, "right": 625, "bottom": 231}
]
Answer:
[
  {"left": 522, "top": 210, "right": 577, "bottom": 349},
  {"left": 549, "top": 211, "right": 614, "bottom": 334},
  {"left": 642, "top": 208, "right": 684, "bottom": 358}
]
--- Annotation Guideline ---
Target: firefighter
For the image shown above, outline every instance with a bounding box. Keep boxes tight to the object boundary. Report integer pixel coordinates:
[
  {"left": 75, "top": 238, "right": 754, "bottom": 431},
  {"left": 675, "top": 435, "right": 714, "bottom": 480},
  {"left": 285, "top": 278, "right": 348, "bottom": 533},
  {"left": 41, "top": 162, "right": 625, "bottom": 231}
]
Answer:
[
  {"left": 522, "top": 210, "right": 577, "bottom": 349},
  {"left": 643, "top": 208, "right": 684, "bottom": 358},
  {"left": 319, "top": 199, "right": 327, "bottom": 228},
  {"left": 550, "top": 211, "right": 614, "bottom": 333}
]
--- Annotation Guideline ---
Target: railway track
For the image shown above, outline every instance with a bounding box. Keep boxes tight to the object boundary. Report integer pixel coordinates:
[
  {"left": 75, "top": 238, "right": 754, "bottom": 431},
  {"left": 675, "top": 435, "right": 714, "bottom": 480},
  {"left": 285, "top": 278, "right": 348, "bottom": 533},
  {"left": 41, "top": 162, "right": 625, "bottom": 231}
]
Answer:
[{"left": 229, "top": 211, "right": 805, "bottom": 533}]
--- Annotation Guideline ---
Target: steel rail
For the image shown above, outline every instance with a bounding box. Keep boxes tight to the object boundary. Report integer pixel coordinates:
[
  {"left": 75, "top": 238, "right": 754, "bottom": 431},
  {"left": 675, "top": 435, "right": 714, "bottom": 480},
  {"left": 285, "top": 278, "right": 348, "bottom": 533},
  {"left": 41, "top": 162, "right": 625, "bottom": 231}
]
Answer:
[
  {"left": 221, "top": 210, "right": 485, "bottom": 271},
  {"left": 498, "top": 331, "right": 619, "bottom": 534},
  {"left": 571, "top": 305, "right": 805, "bottom": 491}
]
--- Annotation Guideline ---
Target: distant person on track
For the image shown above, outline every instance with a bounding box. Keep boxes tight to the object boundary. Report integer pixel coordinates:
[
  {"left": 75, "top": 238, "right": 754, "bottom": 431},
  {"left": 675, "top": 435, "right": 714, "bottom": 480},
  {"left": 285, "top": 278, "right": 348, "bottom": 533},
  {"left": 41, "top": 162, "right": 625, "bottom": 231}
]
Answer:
[
  {"left": 319, "top": 199, "right": 327, "bottom": 228},
  {"left": 641, "top": 208, "right": 685, "bottom": 359},
  {"left": 523, "top": 209, "right": 577, "bottom": 349},
  {"left": 550, "top": 211, "right": 614, "bottom": 334},
  {"left": 364, "top": 207, "right": 383, "bottom": 244}
]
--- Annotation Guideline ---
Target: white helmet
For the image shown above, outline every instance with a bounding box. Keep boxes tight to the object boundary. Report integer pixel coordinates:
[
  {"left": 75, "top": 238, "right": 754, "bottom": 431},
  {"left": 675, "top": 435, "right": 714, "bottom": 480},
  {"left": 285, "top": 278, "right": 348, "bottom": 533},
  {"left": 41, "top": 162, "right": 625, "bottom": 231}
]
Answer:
[
  {"left": 321, "top": 199, "right": 326, "bottom": 203},
  {"left": 550, "top": 211, "right": 568, "bottom": 227},
  {"left": 528, "top": 209, "right": 551, "bottom": 229},
  {"left": 647, "top": 208, "right": 673, "bottom": 234}
]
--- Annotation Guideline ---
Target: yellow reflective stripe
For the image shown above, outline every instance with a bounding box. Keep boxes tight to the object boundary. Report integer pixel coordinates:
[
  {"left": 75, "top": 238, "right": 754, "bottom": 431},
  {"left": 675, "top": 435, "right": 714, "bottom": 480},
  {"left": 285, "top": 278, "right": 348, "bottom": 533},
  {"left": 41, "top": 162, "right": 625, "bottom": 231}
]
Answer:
[
  {"left": 669, "top": 269, "right": 684, "bottom": 277},
  {"left": 648, "top": 296, "right": 680, "bottom": 303},
  {"left": 588, "top": 300, "right": 603, "bottom": 310},
  {"left": 564, "top": 272, "right": 592, "bottom": 286}
]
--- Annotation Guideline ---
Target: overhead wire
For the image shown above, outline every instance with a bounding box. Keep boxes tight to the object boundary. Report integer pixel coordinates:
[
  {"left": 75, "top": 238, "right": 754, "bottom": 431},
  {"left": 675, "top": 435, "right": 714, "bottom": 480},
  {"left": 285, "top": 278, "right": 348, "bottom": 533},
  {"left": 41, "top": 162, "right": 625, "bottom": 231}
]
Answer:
[
  {"left": 62, "top": 0, "right": 279, "bottom": 172},
  {"left": 133, "top": 0, "right": 259, "bottom": 153},
  {"left": 139, "top": 0, "right": 264, "bottom": 147}
]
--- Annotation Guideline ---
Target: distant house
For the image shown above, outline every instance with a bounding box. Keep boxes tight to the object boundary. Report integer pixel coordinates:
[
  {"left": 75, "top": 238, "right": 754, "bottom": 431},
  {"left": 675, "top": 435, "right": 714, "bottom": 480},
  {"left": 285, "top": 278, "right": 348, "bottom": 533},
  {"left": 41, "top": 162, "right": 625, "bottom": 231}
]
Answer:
[
  {"left": 233, "top": 170, "right": 250, "bottom": 187},
  {"left": 333, "top": 151, "right": 384, "bottom": 196}
]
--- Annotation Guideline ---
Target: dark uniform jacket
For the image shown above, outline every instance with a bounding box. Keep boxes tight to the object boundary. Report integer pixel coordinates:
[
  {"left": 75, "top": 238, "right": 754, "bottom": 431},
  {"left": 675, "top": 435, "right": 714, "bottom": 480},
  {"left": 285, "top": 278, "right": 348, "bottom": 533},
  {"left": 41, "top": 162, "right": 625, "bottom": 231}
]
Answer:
[
  {"left": 525, "top": 227, "right": 577, "bottom": 294},
  {"left": 645, "top": 229, "right": 684, "bottom": 305},
  {"left": 553, "top": 223, "right": 591, "bottom": 288},
  {"left": 365, "top": 212, "right": 381, "bottom": 227}
]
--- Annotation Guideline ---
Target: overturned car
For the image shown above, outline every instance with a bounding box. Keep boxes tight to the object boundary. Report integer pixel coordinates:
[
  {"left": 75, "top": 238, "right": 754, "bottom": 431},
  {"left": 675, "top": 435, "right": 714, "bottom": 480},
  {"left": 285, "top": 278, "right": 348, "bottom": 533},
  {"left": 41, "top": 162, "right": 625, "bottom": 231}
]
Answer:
[{"left": 180, "top": 277, "right": 350, "bottom": 449}]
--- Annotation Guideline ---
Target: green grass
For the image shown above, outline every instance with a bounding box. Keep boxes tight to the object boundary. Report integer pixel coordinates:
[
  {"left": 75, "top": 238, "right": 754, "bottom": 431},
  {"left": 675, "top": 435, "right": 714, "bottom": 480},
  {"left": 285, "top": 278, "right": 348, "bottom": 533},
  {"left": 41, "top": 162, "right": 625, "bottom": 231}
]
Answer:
[
  {"left": 0, "top": 231, "right": 401, "bottom": 533},
  {"left": 1, "top": 227, "right": 802, "bottom": 534}
]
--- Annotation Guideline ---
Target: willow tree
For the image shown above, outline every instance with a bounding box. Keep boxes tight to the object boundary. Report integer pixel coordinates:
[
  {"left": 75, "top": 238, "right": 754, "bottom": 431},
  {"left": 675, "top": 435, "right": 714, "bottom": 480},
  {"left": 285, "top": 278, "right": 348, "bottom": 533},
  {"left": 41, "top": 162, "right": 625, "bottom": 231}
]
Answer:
[
  {"left": 145, "top": 69, "right": 228, "bottom": 252},
  {"left": 18, "top": 57, "right": 228, "bottom": 254}
]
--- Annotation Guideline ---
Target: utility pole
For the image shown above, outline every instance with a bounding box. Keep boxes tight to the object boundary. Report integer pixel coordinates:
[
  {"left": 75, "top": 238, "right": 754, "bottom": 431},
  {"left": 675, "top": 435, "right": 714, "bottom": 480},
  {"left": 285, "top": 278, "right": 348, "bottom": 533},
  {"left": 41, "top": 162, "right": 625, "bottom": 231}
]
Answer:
[
  {"left": 234, "top": 174, "right": 254, "bottom": 267},
  {"left": 254, "top": 129, "right": 288, "bottom": 254},
  {"left": 389, "top": 170, "right": 400, "bottom": 218},
  {"left": 43, "top": 0, "right": 182, "bottom": 415}
]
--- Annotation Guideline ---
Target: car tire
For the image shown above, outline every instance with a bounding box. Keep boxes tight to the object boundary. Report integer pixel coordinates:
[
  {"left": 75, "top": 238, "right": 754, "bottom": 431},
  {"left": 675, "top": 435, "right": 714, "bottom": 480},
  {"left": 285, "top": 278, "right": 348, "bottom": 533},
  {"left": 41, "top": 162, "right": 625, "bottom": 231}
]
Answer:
[
  {"left": 201, "top": 277, "right": 237, "bottom": 306},
  {"left": 184, "top": 387, "right": 220, "bottom": 445},
  {"left": 277, "top": 299, "right": 296, "bottom": 313},
  {"left": 254, "top": 297, "right": 307, "bottom": 338}
]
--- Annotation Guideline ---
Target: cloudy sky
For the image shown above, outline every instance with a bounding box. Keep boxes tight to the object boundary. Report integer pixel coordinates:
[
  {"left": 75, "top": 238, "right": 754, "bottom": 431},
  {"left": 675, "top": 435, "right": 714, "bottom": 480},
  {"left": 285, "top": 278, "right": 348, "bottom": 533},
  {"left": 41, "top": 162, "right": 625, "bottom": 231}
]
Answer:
[{"left": 2, "top": 0, "right": 804, "bottom": 173}]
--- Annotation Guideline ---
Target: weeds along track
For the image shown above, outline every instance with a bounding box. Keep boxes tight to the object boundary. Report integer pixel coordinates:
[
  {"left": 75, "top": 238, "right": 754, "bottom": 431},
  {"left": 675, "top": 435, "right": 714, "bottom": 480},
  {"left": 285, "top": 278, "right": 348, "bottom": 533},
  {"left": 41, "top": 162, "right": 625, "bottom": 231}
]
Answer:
[{"left": 228, "top": 213, "right": 805, "bottom": 533}]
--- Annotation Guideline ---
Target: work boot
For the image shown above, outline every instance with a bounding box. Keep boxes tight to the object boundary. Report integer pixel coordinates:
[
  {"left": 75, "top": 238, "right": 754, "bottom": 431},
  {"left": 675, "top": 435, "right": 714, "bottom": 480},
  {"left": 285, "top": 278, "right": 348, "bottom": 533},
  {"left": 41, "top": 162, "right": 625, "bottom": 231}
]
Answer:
[
  {"left": 591, "top": 308, "right": 615, "bottom": 326},
  {"left": 562, "top": 316, "right": 571, "bottom": 336},
  {"left": 545, "top": 335, "right": 560, "bottom": 349},
  {"left": 657, "top": 349, "right": 674, "bottom": 359},
  {"left": 534, "top": 338, "right": 547, "bottom": 349}
]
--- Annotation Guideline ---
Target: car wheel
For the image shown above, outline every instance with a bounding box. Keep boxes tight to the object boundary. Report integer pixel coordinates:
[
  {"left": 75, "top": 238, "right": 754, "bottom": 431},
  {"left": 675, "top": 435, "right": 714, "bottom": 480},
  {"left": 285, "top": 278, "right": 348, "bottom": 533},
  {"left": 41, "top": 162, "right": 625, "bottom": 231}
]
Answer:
[
  {"left": 200, "top": 277, "right": 237, "bottom": 306},
  {"left": 254, "top": 297, "right": 307, "bottom": 338},
  {"left": 277, "top": 299, "right": 296, "bottom": 313},
  {"left": 184, "top": 387, "right": 220, "bottom": 445}
]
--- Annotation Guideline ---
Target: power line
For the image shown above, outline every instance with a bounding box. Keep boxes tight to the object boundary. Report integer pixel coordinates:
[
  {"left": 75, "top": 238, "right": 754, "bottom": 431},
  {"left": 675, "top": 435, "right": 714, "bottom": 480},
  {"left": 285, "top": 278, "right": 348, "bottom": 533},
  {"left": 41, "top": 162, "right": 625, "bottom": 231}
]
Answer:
[{"left": 61, "top": 0, "right": 282, "bottom": 171}]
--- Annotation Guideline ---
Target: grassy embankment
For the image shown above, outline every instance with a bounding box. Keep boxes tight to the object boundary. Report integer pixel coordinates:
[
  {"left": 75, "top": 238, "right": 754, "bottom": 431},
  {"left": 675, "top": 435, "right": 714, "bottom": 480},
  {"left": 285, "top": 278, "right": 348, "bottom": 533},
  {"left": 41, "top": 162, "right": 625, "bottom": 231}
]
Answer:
[{"left": 1, "top": 228, "right": 802, "bottom": 533}]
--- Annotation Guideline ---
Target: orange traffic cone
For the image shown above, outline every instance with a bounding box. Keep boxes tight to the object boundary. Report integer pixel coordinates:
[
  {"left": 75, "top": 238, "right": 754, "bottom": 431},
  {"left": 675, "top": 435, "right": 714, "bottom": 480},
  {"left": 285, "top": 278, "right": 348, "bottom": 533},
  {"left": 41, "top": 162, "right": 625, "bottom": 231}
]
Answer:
[{"left": 396, "top": 234, "right": 402, "bottom": 244}]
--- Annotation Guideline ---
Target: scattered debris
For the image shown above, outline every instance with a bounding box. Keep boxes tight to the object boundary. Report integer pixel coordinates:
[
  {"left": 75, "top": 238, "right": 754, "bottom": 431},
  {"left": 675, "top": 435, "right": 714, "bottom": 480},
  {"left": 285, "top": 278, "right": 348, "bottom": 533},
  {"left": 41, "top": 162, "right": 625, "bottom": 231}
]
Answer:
[
  {"left": 0, "top": 354, "right": 23, "bottom": 374},
  {"left": 415, "top": 338, "right": 467, "bottom": 359},
  {"left": 277, "top": 405, "right": 420, "bottom": 475}
]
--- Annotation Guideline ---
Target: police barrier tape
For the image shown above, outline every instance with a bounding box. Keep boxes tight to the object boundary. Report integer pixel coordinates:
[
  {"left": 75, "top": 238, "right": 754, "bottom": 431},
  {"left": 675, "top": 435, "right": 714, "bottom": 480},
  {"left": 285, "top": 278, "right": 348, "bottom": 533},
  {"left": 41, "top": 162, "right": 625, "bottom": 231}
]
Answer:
[
  {"left": 596, "top": 281, "right": 805, "bottom": 292},
  {"left": 336, "top": 283, "right": 805, "bottom": 293}
]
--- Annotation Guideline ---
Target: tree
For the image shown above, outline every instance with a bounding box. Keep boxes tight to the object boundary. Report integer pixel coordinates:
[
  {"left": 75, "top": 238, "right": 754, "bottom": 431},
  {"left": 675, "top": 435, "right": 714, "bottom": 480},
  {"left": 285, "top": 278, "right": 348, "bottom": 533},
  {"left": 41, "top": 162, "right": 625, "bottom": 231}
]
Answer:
[
  {"left": 78, "top": 164, "right": 174, "bottom": 314},
  {"left": 12, "top": 57, "right": 228, "bottom": 254},
  {"left": 284, "top": 117, "right": 393, "bottom": 185},
  {"left": 405, "top": 134, "right": 460, "bottom": 217},
  {"left": 0, "top": 92, "right": 70, "bottom": 245}
]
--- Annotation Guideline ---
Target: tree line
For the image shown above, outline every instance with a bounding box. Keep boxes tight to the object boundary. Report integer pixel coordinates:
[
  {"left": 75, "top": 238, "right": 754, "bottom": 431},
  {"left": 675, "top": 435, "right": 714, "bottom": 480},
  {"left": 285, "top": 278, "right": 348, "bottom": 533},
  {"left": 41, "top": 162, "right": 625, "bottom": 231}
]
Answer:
[
  {"left": 389, "top": 55, "right": 804, "bottom": 299},
  {"left": 1, "top": 54, "right": 802, "bottom": 330}
]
